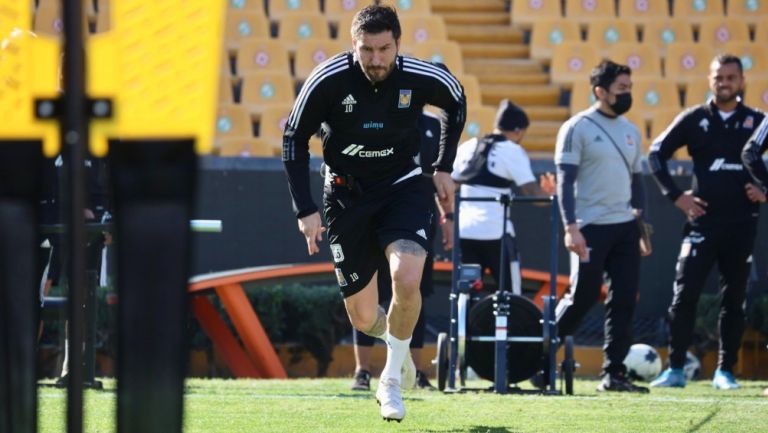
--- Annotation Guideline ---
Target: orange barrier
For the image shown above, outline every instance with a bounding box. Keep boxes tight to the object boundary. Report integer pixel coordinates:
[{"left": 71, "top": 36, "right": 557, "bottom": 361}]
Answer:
[{"left": 188, "top": 262, "right": 605, "bottom": 378}]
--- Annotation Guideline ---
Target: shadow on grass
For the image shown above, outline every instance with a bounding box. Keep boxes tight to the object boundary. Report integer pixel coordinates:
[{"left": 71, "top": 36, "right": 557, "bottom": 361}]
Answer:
[
  {"left": 686, "top": 406, "right": 720, "bottom": 433},
  {"left": 419, "top": 427, "right": 517, "bottom": 433}
]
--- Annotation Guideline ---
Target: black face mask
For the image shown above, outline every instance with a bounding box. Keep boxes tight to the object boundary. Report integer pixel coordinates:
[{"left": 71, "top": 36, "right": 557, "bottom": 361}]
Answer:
[{"left": 609, "top": 92, "right": 632, "bottom": 115}]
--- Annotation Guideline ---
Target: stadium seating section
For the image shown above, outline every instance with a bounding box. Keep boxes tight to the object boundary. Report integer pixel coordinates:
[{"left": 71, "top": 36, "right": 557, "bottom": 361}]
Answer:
[{"left": 30, "top": 0, "right": 767, "bottom": 157}]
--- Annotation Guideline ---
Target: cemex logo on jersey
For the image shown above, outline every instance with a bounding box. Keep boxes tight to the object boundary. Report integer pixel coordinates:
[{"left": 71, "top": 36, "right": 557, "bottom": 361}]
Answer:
[
  {"left": 709, "top": 158, "right": 743, "bottom": 172},
  {"left": 699, "top": 118, "right": 709, "bottom": 132},
  {"left": 341, "top": 144, "right": 394, "bottom": 158}
]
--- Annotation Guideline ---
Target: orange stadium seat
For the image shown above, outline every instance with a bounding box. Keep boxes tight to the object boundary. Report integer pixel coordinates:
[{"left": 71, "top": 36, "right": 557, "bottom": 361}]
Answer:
[
  {"left": 672, "top": 0, "right": 725, "bottom": 24},
  {"left": 664, "top": 42, "right": 715, "bottom": 84},
  {"left": 215, "top": 104, "right": 254, "bottom": 142},
  {"left": 684, "top": 80, "right": 712, "bottom": 106},
  {"left": 631, "top": 78, "right": 681, "bottom": 119},
  {"left": 756, "top": 22, "right": 768, "bottom": 43},
  {"left": 239, "top": 71, "right": 296, "bottom": 115},
  {"left": 410, "top": 41, "right": 464, "bottom": 75},
  {"left": 569, "top": 81, "right": 597, "bottom": 114},
  {"left": 33, "top": 0, "right": 63, "bottom": 36},
  {"left": 268, "top": 0, "right": 321, "bottom": 20},
  {"left": 617, "top": 0, "right": 670, "bottom": 23},
  {"left": 641, "top": 20, "right": 694, "bottom": 54},
  {"left": 511, "top": 0, "right": 562, "bottom": 29},
  {"left": 608, "top": 43, "right": 662, "bottom": 79},
  {"left": 235, "top": 38, "right": 291, "bottom": 76},
  {"left": 277, "top": 13, "right": 331, "bottom": 52},
  {"left": 228, "top": 0, "right": 266, "bottom": 14},
  {"left": 219, "top": 137, "right": 274, "bottom": 157},
  {"left": 294, "top": 39, "right": 348, "bottom": 82},
  {"left": 585, "top": 20, "right": 639, "bottom": 56},
  {"left": 399, "top": 15, "right": 447, "bottom": 48},
  {"left": 564, "top": 0, "right": 616, "bottom": 23},
  {"left": 380, "top": 0, "right": 432, "bottom": 15},
  {"left": 719, "top": 42, "right": 768, "bottom": 80},
  {"left": 257, "top": 104, "right": 294, "bottom": 154},
  {"left": 456, "top": 74, "right": 483, "bottom": 107},
  {"left": 727, "top": 0, "right": 768, "bottom": 25},
  {"left": 529, "top": 19, "right": 582, "bottom": 61},
  {"left": 94, "top": 0, "right": 110, "bottom": 33},
  {"left": 460, "top": 106, "right": 496, "bottom": 143},
  {"left": 550, "top": 42, "right": 601, "bottom": 86},
  {"left": 697, "top": 18, "right": 750, "bottom": 47},
  {"left": 225, "top": 11, "right": 271, "bottom": 51},
  {"left": 745, "top": 79, "right": 768, "bottom": 111},
  {"left": 219, "top": 76, "right": 236, "bottom": 103}
]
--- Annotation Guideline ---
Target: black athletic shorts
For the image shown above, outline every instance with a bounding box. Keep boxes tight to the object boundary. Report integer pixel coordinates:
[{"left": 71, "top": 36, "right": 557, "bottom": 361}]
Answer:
[{"left": 323, "top": 176, "right": 434, "bottom": 298}]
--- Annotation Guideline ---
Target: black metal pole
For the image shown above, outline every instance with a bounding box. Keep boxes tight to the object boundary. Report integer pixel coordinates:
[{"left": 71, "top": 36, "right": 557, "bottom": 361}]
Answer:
[
  {"left": 547, "top": 197, "right": 559, "bottom": 392},
  {"left": 62, "top": 0, "right": 87, "bottom": 431},
  {"left": 447, "top": 189, "right": 461, "bottom": 390}
]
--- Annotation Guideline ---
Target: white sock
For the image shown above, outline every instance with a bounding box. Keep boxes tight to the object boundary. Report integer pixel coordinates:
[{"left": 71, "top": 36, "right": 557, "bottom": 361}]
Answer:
[{"left": 380, "top": 333, "right": 411, "bottom": 383}]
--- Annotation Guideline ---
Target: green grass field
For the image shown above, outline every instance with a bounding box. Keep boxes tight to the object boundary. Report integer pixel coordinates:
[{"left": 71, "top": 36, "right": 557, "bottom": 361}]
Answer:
[{"left": 38, "top": 378, "right": 768, "bottom": 432}]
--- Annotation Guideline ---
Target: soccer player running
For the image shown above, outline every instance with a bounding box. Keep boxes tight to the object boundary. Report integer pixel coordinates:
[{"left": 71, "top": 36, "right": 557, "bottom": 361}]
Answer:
[
  {"left": 649, "top": 55, "right": 765, "bottom": 390},
  {"left": 282, "top": 5, "right": 465, "bottom": 421},
  {"left": 554, "top": 60, "right": 650, "bottom": 393}
]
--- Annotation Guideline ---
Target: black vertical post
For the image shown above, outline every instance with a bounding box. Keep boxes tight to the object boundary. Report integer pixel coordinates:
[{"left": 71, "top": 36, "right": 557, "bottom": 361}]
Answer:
[
  {"left": 62, "top": 0, "right": 87, "bottom": 431},
  {"left": 448, "top": 189, "right": 461, "bottom": 390},
  {"left": 110, "top": 140, "right": 196, "bottom": 433},
  {"left": 547, "top": 197, "right": 559, "bottom": 392},
  {"left": 0, "top": 141, "right": 43, "bottom": 433}
]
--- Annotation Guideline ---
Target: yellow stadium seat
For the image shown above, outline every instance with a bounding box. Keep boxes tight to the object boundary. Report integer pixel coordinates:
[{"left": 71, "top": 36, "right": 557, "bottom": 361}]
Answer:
[
  {"left": 631, "top": 78, "right": 681, "bottom": 119},
  {"left": 219, "top": 76, "right": 235, "bottom": 103},
  {"left": 456, "top": 74, "right": 482, "bottom": 107},
  {"left": 380, "top": 0, "right": 432, "bottom": 15},
  {"left": 664, "top": 42, "right": 715, "bottom": 84},
  {"left": 235, "top": 38, "right": 291, "bottom": 76},
  {"left": 530, "top": 19, "right": 582, "bottom": 61},
  {"left": 324, "top": 0, "right": 365, "bottom": 24},
  {"left": 550, "top": 42, "right": 601, "bottom": 86},
  {"left": 569, "top": 81, "right": 597, "bottom": 114},
  {"left": 756, "top": 22, "right": 768, "bottom": 43},
  {"left": 623, "top": 109, "right": 648, "bottom": 150},
  {"left": 335, "top": 12, "right": 357, "bottom": 40},
  {"left": 269, "top": 0, "right": 321, "bottom": 20},
  {"left": 727, "top": 0, "right": 768, "bottom": 25},
  {"left": 95, "top": 0, "right": 110, "bottom": 33},
  {"left": 698, "top": 17, "right": 750, "bottom": 47},
  {"left": 225, "top": 11, "right": 271, "bottom": 51},
  {"left": 649, "top": 108, "right": 690, "bottom": 159},
  {"left": 641, "top": 20, "right": 694, "bottom": 54},
  {"left": 294, "top": 40, "right": 348, "bottom": 82},
  {"left": 718, "top": 42, "right": 768, "bottom": 80},
  {"left": 585, "top": 20, "right": 639, "bottom": 56},
  {"left": 33, "top": 0, "right": 63, "bottom": 36},
  {"left": 684, "top": 80, "right": 712, "bottom": 106},
  {"left": 607, "top": 43, "right": 662, "bottom": 79},
  {"left": 228, "top": 0, "right": 266, "bottom": 14},
  {"left": 511, "top": 0, "right": 562, "bottom": 29},
  {"left": 461, "top": 106, "right": 496, "bottom": 142},
  {"left": 257, "top": 104, "right": 294, "bottom": 154},
  {"left": 745, "top": 79, "right": 768, "bottom": 111},
  {"left": 215, "top": 104, "right": 254, "bottom": 141},
  {"left": 239, "top": 71, "right": 297, "bottom": 115},
  {"left": 564, "top": 0, "right": 616, "bottom": 23},
  {"left": 277, "top": 13, "right": 331, "bottom": 52},
  {"left": 617, "top": 0, "right": 670, "bottom": 23},
  {"left": 410, "top": 41, "right": 464, "bottom": 75},
  {"left": 219, "top": 137, "right": 274, "bottom": 157},
  {"left": 399, "top": 15, "right": 447, "bottom": 47},
  {"left": 672, "top": 0, "right": 725, "bottom": 24}
]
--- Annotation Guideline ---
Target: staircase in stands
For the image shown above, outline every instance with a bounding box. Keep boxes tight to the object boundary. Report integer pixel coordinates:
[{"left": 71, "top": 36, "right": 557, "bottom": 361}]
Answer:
[{"left": 431, "top": 0, "right": 568, "bottom": 155}]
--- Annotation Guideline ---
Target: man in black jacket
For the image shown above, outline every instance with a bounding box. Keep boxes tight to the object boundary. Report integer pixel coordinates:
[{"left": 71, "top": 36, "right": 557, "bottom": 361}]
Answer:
[
  {"left": 282, "top": 5, "right": 465, "bottom": 422},
  {"left": 649, "top": 55, "right": 765, "bottom": 390}
]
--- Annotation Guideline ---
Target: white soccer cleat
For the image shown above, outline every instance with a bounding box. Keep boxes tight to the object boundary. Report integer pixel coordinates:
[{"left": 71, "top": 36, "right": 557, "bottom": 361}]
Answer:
[
  {"left": 400, "top": 350, "right": 417, "bottom": 390},
  {"left": 376, "top": 377, "right": 405, "bottom": 422}
]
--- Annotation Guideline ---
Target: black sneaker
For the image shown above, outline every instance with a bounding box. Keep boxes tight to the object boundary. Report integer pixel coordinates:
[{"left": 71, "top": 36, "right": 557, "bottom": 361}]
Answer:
[
  {"left": 415, "top": 370, "right": 436, "bottom": 390},
  {"left": 596, "top": 373, "right": 650, "bottom": 393},
  {"left": 350, "top": 369, "right": 371, "bottom": 391}
]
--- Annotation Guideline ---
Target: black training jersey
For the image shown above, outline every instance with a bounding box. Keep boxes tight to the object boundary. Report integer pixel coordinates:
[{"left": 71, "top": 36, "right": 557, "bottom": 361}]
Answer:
[
  {"left": 282, "top": 51, "right": 466, "bottom": 218},
  {"left": 742, "top": 116, "right": 768, "bottom": 190},
  {"left": 648, "top": 100, "right": 765, "bottom": 226}
]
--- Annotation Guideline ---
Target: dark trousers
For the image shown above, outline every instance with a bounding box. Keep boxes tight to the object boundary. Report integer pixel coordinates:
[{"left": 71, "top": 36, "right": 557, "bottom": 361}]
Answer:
[
  {"left": 460, "top": 234, "right": 521, "bottom": 294},
  {"left": 555, "top": 220, "right": 640, "bottom": 376},
  {"left": 667, "top": 222, "right": 756, "bottom": 372}
]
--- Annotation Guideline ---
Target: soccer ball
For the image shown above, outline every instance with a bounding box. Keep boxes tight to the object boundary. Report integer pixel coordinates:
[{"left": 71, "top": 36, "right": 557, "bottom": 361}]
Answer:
[
  {"left": 683, "top": 351, "right": 701, "bottom": 380},
  {"left": 623, "top": 344, "right": 662, "bottom": 382}
]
